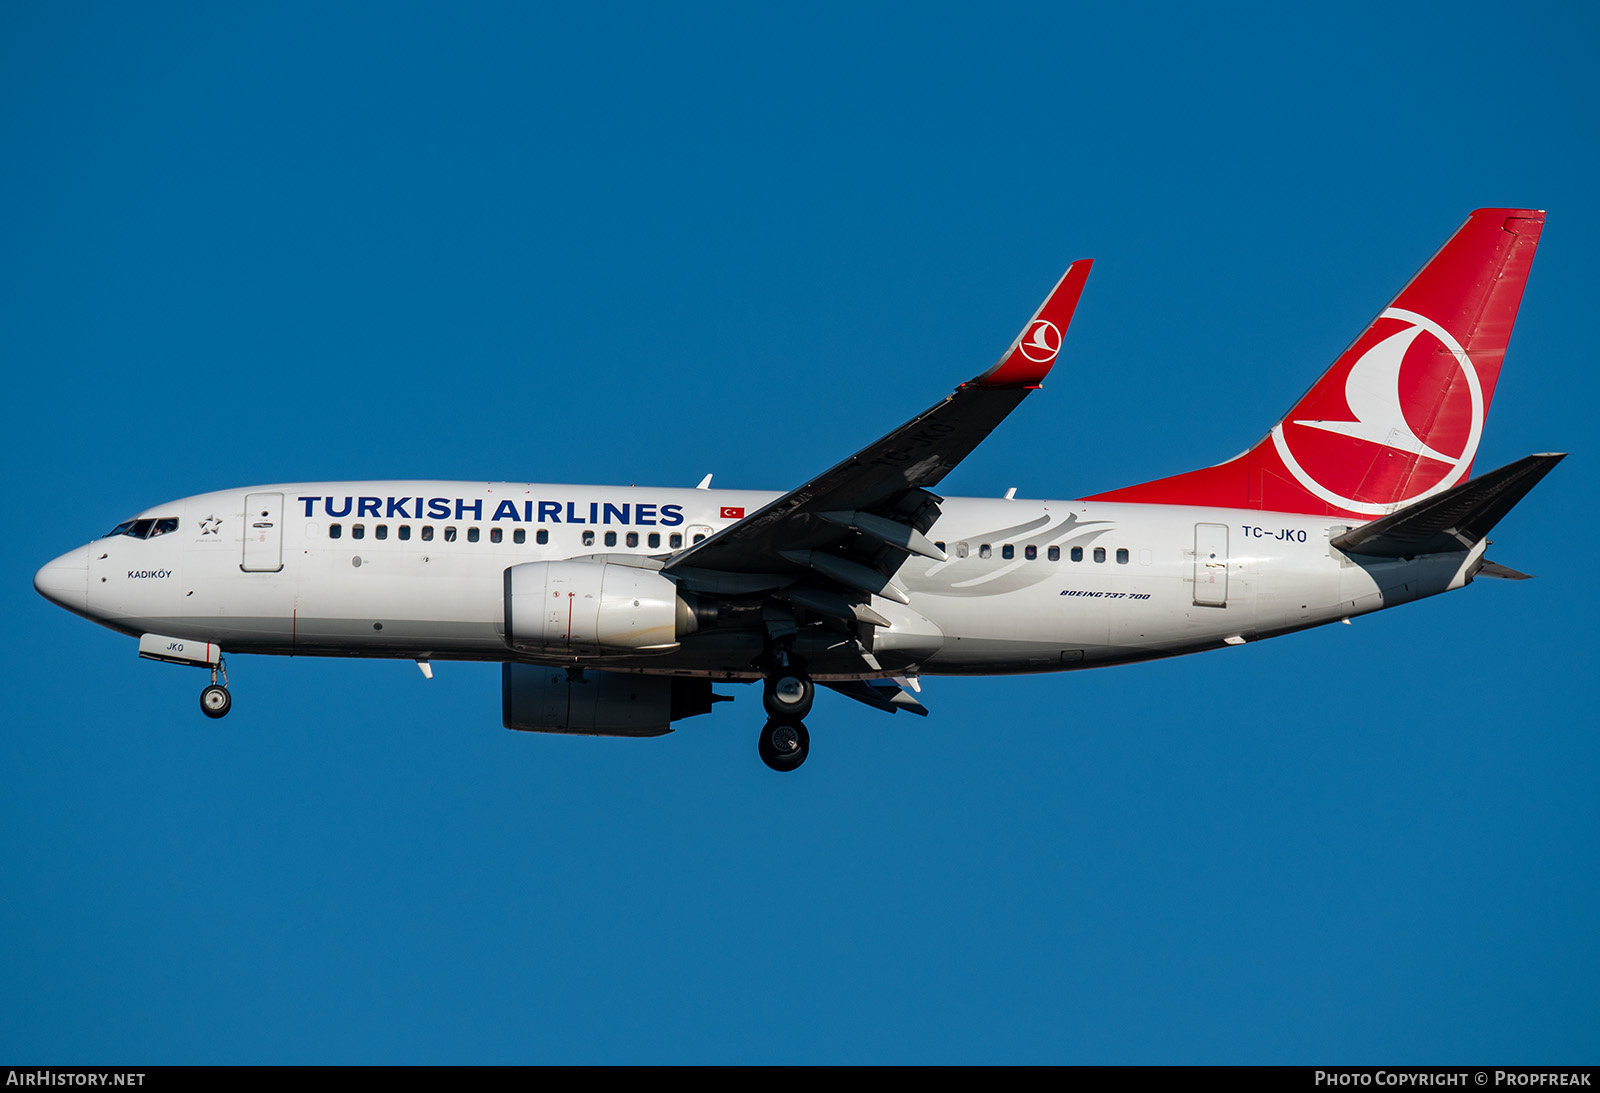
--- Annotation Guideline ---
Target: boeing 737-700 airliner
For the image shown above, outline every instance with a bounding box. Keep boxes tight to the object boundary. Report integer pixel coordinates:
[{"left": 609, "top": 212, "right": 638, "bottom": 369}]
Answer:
[{"left": 34, "top": 209, "right": 1561, "bottom": 770}]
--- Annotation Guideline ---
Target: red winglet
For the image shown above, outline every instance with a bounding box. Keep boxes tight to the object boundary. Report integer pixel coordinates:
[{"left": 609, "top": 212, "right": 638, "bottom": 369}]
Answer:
[{"left": 970, "top": 259, "right": 1093, "bottom": 389}]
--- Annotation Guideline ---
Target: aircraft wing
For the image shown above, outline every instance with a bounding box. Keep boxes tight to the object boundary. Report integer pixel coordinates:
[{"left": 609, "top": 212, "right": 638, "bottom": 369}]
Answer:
[{"left": 664, "top": 260, "right": 1091, "bottom": 607}]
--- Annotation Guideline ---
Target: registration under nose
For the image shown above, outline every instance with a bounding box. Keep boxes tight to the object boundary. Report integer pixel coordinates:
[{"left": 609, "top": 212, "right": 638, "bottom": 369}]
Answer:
[{"left": 34, "top": 545, "right": 90, "bottom": 614}]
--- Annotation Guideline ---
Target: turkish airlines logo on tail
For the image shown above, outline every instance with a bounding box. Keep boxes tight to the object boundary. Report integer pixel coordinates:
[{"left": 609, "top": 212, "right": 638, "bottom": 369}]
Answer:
[
  {"left": 1270, "top": 308, "right": 1484, "bottom": 515},
  {"left": 1018, "top": 319, "right": 1061, "bottom": 363}
]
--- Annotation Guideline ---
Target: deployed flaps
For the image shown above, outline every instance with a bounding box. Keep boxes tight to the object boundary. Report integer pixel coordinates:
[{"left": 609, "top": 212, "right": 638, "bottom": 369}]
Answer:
[
  {"left": 821, "top": 678, "right": 930, "bottom": 716},
  {"left": 783, "top": 585, "right": 892, "bottom": 627},
  {"left": 818, "top": 510, "right": 947, "bottom": 561},
  {"left": 779, "top": 550, "right": 911, "bottom": 605}
]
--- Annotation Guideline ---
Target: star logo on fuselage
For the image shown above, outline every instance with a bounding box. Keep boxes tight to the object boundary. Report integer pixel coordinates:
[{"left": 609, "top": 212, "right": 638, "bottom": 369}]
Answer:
[{"left": 200, "top": 516, "right": 222, "bottom": 535}]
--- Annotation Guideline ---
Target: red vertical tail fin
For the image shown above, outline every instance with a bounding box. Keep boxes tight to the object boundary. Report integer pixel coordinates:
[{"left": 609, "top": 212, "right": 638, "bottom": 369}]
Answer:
[{"left": 1089, "top": 209, "right": 1545, "bottom": 517}]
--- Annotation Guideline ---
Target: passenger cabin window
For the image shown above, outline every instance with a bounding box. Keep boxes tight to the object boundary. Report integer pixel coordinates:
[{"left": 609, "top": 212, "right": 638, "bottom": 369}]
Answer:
[
  {"left": 375, "top": 525, "right": 388, "bottom": 540},
  {"left": 647, "top": 533, "right": 660, "bottom": 549},
  {"left": 536, "top": 529, "right": 549, "bottom": 545},
  {"left": 604, "top": 531, "right": 617, "bottom": 547},
  {"left": 669, "top": 533, "right": 683, "bottom": 549},
  {"left": 955, "top": 542, "right": 969, "bottom": 559},
  {"left": 467, "top": 527, "right": 480, "bottom": 543},
  {"left": 512, "top": 529, "right": 525, "bottom": 544},
  {"left": 490, "top": 527, "right": 503, "bottom": 543},
  {"left": 329, "top": 524, "right": 343, "bottom": 540},
  {"left": 693, "top": 533, "right": 706, "bottom": 544},
  {"left": 1025, "top": 545, "right": 1037, "bottom": 560},
  {"left": 352, "top": 524, "right": 365, "bottom": 540},
  {"left": 1116, "top": 548, "right": 1129, "bottom": 564},
  {"left": 1071, "top": 546, "right": 1083, "bottom": 562},
  {"left": 1047, "top": 546, "right": 1060, "bottom": 562},
  {"left": 582, "top": 530, "right": 595, "bottom": 547},
  {"left": 1094, "top": 547, "right": 1106, "bottom": 563},
  {"left": 421, "top": 526, "right": 434, "bottom": 542},
  {"left": 979, "top": 543, "right": 992, "bottom": 559},
  {"left": 1001, "top": 544, "right": 1014, "bottom": 560},
  {"left": 398, "top": 525, "right": 411, "bottom": 541},
  {"left": 443, "top": 527, "right": 457, "bottom": 542},
  {"left": 626, "top": 532, "right": 638, "bottom": 548}
]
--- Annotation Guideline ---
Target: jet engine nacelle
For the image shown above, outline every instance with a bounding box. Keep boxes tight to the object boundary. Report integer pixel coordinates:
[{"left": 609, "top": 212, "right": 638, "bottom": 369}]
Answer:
[
  {"left": 501, "top": 664, "right": 718, "bottom": 737},
  {"left": 503, "top": 560, "right": 689, "bottom": 657}
]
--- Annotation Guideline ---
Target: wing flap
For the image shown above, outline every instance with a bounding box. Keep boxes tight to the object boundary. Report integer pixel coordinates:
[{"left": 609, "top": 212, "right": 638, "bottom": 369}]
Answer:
[{"left": 820, "top": 678, "right": 930, "bottom": 716}]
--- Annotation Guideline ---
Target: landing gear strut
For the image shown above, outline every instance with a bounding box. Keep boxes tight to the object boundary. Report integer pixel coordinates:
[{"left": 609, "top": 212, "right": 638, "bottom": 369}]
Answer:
[
  {"left": 758, "top": 718, "right": 810, "bottom": 772},
  {"left": 200, "top": 658, "right": 231, "bottom": 719},
  {"left": 758, "top": 652, "right": 812, "bottom": 771}
]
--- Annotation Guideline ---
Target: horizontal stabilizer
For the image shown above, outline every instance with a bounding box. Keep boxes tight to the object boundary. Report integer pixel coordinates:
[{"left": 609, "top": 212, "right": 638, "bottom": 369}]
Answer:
[
  {"left": 1331, "top": 453, "right": 1564, "bottom": 558},
  {"left": 821, "top": 678, "right": 929, "bottom": 716},
  {"left": 1476, "top": 560, "right": 1534, "bottom": 580}
]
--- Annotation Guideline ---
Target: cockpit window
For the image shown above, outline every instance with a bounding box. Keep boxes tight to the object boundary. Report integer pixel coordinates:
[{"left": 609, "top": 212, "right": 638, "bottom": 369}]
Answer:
[{"left": 103, "top": 517, "right": 178, "bottom": 539}]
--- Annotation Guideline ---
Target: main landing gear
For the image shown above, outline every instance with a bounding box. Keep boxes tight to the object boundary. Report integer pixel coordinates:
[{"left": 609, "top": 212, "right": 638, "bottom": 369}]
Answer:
[
  {"left": 758, "top": 717, "right": 810, "bottom": 772},
  {"left": 762, "top": 670, "right": 814, "bottom": 720},
  {"left": 758, "top": 657, "right": 813, "bottom": 772},
  {"left": 199, "top": 659, "right": 232, "bottom": 719}
]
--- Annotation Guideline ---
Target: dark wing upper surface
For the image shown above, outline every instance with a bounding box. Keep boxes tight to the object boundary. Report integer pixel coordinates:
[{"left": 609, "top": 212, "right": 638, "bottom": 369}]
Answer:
[
  {"left": 1329, "top": 452, "right": 1564, "bottom": 558},
  {"left": 664, "top": 261, "right": 1092, "bottom": 604}
]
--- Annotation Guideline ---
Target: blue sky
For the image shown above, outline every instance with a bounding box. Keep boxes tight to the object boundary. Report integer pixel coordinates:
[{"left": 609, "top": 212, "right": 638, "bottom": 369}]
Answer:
[{"left": 3, "top": 2, "right": 1596, "bottom": 1063}]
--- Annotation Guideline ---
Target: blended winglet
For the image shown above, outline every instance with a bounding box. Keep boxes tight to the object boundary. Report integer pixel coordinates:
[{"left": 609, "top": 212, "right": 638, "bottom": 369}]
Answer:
[{"left": 970, "top": 259, "right": 1092, "bottom": 389}]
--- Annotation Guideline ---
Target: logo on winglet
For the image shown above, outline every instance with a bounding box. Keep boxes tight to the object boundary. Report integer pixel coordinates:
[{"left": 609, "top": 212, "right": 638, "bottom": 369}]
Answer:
[{"left": 1018, "top": 319, "right": 1061, "bottom": 364}]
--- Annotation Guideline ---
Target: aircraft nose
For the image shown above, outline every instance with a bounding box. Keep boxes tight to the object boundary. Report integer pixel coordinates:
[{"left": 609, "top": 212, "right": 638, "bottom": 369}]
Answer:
[{"left": 34, "top": 545, "right": 90, "bottom": 614}]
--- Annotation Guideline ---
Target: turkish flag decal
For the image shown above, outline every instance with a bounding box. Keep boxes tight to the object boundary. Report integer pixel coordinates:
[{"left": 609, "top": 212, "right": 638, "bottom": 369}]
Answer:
[{"left": 719, "top": 506, "right": 745, "bottom": 519}]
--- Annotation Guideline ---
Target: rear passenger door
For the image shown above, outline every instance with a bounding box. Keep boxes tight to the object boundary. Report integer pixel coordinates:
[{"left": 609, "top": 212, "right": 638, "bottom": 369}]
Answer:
[{"left": 1192, "top": 522, "right": 1228, "bottom": 607}]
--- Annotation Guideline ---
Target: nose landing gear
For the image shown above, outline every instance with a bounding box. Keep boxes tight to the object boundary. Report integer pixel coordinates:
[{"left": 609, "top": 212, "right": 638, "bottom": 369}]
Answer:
[
  {"left": 199, "top": 659, "right": 231, "bottom": 719},
  {"left": 200, "top": 685, "right": 231, "bottom": 718}
]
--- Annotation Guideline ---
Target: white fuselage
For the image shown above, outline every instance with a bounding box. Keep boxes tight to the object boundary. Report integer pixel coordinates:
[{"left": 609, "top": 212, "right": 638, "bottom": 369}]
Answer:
[{"left": 40, "top": 481, "right": 1478, "bottom": 680}]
